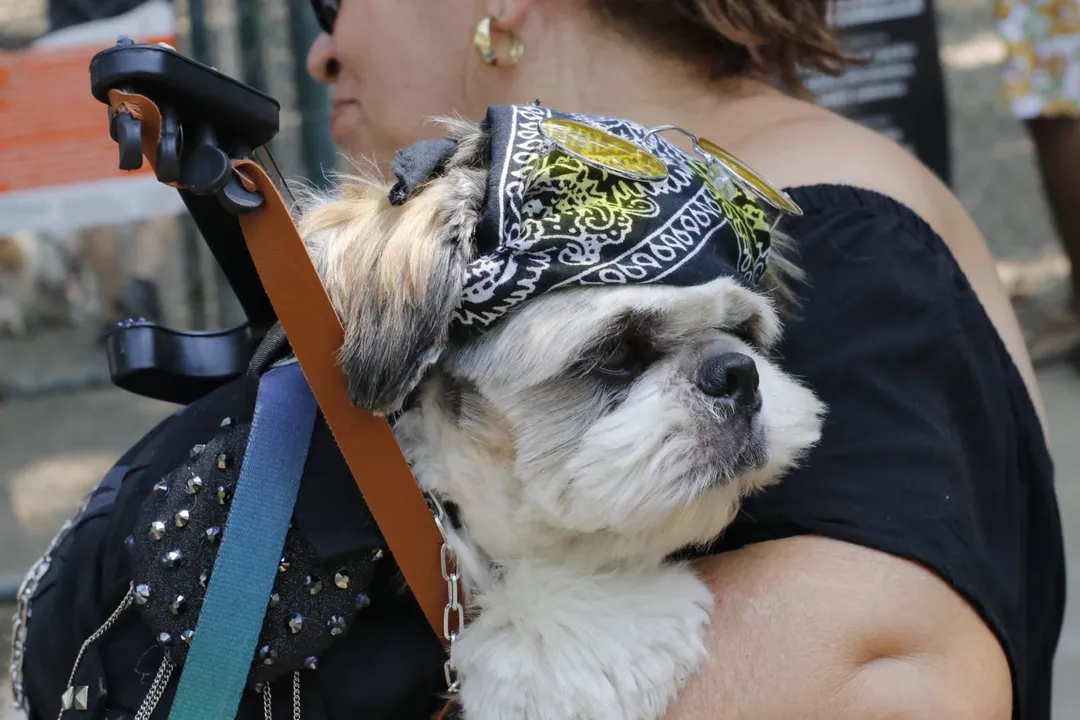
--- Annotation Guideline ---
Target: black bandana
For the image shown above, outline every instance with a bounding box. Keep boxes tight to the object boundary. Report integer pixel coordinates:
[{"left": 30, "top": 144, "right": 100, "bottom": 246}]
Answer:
[{"left": 396, "top": 103, "right": 776, "bottom": 341}]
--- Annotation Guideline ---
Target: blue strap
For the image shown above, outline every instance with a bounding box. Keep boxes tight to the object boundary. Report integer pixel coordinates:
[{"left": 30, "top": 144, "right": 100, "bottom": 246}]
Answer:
[{"left": 169, "top": 362, "right": 318, "bottom": 720}]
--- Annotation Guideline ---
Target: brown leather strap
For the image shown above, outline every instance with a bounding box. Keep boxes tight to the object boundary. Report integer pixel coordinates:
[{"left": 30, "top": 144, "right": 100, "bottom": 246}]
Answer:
[
  {"left": 107, "top": 90, "right": 450, "bottom": 641},
  {"left": 432, "top": 699, "right": 462, "bottom": 720}
]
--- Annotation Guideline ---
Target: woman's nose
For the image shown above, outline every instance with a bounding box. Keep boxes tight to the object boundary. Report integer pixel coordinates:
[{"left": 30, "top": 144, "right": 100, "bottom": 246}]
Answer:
[{"left": 306, "top": 32, "right": 339, "bottom": 85}]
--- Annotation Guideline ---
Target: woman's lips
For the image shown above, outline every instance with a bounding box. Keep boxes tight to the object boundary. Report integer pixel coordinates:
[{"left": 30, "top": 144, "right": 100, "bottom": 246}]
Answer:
[{"left": 330, "top": 100, "right": 359, "bottom": 135}]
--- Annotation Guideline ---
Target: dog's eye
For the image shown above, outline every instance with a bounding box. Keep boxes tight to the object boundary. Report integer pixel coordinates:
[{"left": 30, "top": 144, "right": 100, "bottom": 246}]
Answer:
[
  {"left": 729, "top": 322, "right": 758, "bottom": 349},
  {"left": 595, "top": 337, "right": 652, "bottom": 379}
]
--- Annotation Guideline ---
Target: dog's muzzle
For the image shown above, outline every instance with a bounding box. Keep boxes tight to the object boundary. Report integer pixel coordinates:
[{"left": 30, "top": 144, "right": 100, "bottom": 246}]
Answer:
[{"left": 695, "top": 352, "right": 762, "bottom": 413}]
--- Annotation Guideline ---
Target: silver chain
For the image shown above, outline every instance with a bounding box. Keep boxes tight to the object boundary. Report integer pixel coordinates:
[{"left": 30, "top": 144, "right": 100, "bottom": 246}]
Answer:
[
  {"left": 55, "top": 585, "right": 135, "bottom": 720},
  {"left": 261, "top": 672, "right": 302, "bottom": 720},
  {"left": 10, "top": 496, "right": 90, "bottom": 714},
  {"left": 293, "top": 671, "right": 301, "bottom": 720},
  {"left": 427, "top": 493, "right": 463, "bottom": 694},
  {"left": 133, "top": 657, "right": 175, "bottom": 720}
]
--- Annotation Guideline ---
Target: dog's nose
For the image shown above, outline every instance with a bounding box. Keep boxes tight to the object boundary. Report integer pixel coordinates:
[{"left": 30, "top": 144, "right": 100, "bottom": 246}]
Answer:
[{"left": 696, "top": 352, "right": 760, "bottom": 407}]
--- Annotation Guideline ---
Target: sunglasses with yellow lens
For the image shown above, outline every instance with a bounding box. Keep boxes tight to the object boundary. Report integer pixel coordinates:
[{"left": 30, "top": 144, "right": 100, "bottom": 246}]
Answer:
[
  {"left": 537, "top": 118, "right": 669, "bottom": 182},
  {"left": 532, "top": 117, "right": 802, "bottom": 223}
]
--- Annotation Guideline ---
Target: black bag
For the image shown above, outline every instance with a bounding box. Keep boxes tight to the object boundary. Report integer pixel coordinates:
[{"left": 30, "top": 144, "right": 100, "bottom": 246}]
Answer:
[{"left": 11, "top": 337, "right": 447, "bottom": 720}]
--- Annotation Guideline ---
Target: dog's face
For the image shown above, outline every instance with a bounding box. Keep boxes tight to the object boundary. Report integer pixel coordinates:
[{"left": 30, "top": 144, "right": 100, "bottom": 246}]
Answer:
[
  {"left": 299, "top": 117, "right": 824, "bottom": 569},
  {"left": 395, "top": 278, "right": 823, "bottom": 565}
]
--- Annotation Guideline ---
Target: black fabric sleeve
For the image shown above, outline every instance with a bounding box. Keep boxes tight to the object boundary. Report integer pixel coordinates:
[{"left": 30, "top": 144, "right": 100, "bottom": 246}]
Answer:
[{"left": 701, "top": 185, "right": 1066, "bottom": 720}]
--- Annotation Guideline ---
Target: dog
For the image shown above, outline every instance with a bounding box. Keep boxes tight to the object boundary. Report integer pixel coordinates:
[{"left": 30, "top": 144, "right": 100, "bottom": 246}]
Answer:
[
  {"left": 297, "top": 105, "right": 826, "bottom": 720},
  {"left": 0, "top": 231, "right": 88, "bottom": 338}
]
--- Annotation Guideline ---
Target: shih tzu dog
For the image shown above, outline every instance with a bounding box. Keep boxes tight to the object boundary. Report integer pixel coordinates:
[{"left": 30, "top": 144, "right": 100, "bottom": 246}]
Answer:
[
  {"left": 0, "top": 231, "right": 83, "bottom": 338},
  {"left": 297, "top": 103, "right": 825, "bottom": 720}
]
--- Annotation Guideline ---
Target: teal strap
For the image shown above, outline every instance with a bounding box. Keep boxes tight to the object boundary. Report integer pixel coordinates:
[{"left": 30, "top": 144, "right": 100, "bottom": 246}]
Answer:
[{"left": 169, "top": 362, "right": 318, "bottom": 720}]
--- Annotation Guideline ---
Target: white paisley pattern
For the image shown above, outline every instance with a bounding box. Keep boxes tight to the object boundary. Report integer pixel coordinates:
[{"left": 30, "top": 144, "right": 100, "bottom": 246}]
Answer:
[{"left": 452, "top": 104, "right": 771, "bottom": 336}]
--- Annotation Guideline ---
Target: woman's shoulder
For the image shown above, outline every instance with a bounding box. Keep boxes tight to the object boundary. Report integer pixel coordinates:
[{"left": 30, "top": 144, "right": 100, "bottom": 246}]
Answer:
[{"left": 728, "top": 97, "right": 1047, "bottom": 430}]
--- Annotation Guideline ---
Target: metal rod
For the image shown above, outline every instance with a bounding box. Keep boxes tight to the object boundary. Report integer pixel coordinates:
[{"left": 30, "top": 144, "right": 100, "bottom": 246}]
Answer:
[{"left": 236, "top": 0, "right": 268, "bottom": 92}]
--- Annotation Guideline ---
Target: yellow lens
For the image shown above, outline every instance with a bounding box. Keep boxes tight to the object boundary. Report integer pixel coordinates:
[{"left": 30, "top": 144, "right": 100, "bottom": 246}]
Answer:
[
  {"left": 539, "top": 118, "right": 668, "bottom": 182},
  {"left": 696, "top": 138, "right": 802, "bottom": 216}
]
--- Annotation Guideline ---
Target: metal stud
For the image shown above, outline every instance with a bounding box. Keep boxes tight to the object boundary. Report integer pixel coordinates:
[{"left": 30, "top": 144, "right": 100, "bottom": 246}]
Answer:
[
  {"left": 334, "top": 570, "right": 350, "bottom": 590},
  {"left": 253, "top": 681, "right": 266, "bottom": 694},
  {"left": 269, "top": 593, "right": 280, "bottom": 608},
  {"left": 124, "top": 534, "right": 136, "bottom": 554},
  {"left": 216, "top": 485, "right": 232, "bottom": 506},
  {"left": 257, "top": 645, "right": 278, "bottom": 666},
  {"left": 304, "top": 575, "right": 323, "bottom": 595},
  {"left": 327, "top": 615, "right": 347, "bottom": 636},
  {"left": 199, "top": 570, "right": 211, "bottom": 589},
  {"left": 181, "top": 629, "right": 195, "bottom": 645},
  {"left": 355, "top": 592, "right": 371, "bottom": 610},
  {"left": 204, "top": 526, "right": 221, "bottom": 544},
  {"left": 162, "top": 550, "right": 183, "bottom": 569},
  {"left": 278, "top": 556, "right": 290, "bottom": 573},
  {"left": 157, "top": 631, "right": 173, "bottom": 648},
  {"left": 170, "top": 595, "right": 188, "bottom": 616},
  {"left": 153, "top": 480, "right": 169, "bottom": 498},
  {"left": 174, "top": 509, "right": 190, "bottom": 528},
  {"left": 287, "top": 612, "right": 304, "bottom": 634},
  {"left": 303, "top": 656, "right": 318, "bottom": 671},
  {"left": 134, "top": 583, "right": 151, "bottom": 605},
  {"left": 220, "top": 416, "right": 233, "bottom": 428},
  {"left": 189, "top": 444, "right": 205, "bottom": 459},
  {"left": 216, "top": 453, "right": 232, "bottom": 470},
  {"left": 61, "top": 685, "right": 89, "bottom": 711},
  {"left": 186, "top": 476, "right": 203, "bottom": 494},
  {"left": 372, "top": 548, "right": 384, "bottom": 561},
  {"left": 149, "top": 521, "right": 166, "bottom": 541}
]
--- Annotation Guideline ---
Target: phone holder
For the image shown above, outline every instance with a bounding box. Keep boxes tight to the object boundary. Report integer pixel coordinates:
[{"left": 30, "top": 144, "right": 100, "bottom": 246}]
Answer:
[{"left": 89, "top": 37, "right": 286, "bottom": 405}]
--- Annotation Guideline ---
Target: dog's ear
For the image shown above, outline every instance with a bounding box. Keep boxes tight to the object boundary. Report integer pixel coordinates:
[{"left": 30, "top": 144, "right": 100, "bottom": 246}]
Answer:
[{"left": 298, "top": 163, "right": 487, "bottom": 416}]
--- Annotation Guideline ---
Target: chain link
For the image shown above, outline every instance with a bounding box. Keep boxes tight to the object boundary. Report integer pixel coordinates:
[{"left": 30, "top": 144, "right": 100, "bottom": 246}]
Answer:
[
  {"left": 11, "top": 495, "right": 90, "bottom": 714},
  {"left": 133, "top": 657, "right": 174, "bottom": 720},
  {"left": 293, "top": 671, "right": 302, "bottom": 720},
  {"left": 263, "top": 683, "right": 273, "bottom": 720},
  {"left": 427, "top": 494, "right": 463, "bottom": 694},
  {"left": 56, "top": 585, "right": 135, "bottom": 720}
]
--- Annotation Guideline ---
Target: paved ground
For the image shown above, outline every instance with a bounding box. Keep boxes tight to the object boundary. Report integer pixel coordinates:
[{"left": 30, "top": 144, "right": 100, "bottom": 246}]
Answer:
[{"left": 1, "top": 0, "right": 1079, "bottom": 718}]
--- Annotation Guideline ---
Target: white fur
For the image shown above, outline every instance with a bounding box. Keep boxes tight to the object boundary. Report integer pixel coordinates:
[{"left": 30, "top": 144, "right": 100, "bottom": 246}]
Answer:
[{"left": 386, "top": 278, "right": 825, "bottom": 720}]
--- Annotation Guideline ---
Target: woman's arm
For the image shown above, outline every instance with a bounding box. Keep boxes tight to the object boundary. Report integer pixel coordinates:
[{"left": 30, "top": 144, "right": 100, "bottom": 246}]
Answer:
[{"left": 666, "top": 536, "right": 1013, "bottom": 719}]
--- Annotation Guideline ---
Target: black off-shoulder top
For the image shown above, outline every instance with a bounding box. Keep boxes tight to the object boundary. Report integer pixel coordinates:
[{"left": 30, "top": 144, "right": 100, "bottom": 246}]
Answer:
[{"left": 17, "top": 185, "right": 1066, "bottom": 720}]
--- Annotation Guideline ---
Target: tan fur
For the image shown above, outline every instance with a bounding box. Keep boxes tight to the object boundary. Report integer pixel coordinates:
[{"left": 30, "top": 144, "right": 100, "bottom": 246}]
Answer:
[
  {"left": 0, "top": 236, "right": 26, "bottom": 272},
  {"left": 761, "top": 229, "right": 803, "bottom": 314},
  {"left": 297, "top": 122, "right": 489, "bottom": 414}
]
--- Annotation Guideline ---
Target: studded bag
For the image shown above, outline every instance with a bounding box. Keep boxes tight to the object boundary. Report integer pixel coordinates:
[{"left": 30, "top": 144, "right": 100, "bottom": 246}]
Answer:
[{"left": 127, "top": 406, "right": 384, "bottom": 693}]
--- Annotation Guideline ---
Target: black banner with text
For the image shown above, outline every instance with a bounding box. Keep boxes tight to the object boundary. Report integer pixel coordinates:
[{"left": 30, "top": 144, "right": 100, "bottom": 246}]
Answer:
[{"left": 802, "top": 0, "right": 952, "bottom": 187}]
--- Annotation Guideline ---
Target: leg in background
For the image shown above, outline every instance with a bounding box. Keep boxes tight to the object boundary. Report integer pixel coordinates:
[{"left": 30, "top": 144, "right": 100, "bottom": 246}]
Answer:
[{"left": 1022, "top": 116, "right": 1080, "bottom": 364}]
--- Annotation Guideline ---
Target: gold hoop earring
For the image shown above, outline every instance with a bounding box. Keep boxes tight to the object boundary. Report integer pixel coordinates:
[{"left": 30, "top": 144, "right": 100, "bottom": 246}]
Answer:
[{"left": 474, "top": 15, "right": 524, "bottom": 68}]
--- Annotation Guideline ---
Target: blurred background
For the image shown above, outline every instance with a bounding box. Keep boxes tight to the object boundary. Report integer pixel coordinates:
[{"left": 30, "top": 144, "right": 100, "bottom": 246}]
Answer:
[{"left": 0, "top": 0, "right": 1077, "bottom": 716}]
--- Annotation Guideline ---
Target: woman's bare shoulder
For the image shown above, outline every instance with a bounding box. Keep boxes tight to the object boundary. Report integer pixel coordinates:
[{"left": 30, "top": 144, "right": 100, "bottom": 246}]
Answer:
[
  {"left": 730, "top": 100, "right": 951, "bottom": 231},
  {"left": 729, "top": 100, "right": 1047, "bottom": 431}
]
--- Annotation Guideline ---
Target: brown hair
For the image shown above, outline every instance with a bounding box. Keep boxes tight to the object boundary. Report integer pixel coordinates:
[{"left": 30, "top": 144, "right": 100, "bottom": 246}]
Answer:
[{"left": 584, "top": 0, "right": 853, "bottom": 94}]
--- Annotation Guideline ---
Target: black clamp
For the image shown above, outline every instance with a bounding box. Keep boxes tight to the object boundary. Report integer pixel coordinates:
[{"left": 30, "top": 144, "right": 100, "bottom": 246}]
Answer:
[
  {"left": 91, "top": 36, "right": 285, "bottom": 405},
  {"left": 107, "top": 37, "right": 265, "bottom": 215}
]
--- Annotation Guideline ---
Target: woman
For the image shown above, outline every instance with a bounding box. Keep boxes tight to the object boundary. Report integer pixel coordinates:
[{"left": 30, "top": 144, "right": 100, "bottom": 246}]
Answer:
[
  {"left": 11, "top": 1, "right": 1064, "bottom": 719},
  {"left": 997, "top": 0, "right": 1080, "bottom": 366},
  {"left": 302, "top": 0, "right": 1064, "bottom": 716}
]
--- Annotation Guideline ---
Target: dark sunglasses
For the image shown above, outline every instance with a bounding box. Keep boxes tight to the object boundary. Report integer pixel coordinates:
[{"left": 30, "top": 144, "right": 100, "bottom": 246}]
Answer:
[{"left": 310, "top": 0, "right": 338, "bottom": 34}]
